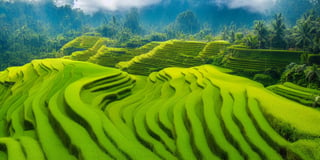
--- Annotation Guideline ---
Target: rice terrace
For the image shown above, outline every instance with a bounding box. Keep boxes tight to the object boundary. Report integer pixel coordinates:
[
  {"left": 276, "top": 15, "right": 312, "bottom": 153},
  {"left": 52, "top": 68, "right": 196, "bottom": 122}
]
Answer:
[{"left": 0, "top": 0, "right": 320, "bottom": 160}]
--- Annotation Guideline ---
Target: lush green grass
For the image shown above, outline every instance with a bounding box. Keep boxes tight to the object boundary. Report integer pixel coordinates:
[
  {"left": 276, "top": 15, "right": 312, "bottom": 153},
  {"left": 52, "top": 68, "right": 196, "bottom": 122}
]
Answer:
[{"left": 0, "top": 59, "right": 319, "bottom": 159}]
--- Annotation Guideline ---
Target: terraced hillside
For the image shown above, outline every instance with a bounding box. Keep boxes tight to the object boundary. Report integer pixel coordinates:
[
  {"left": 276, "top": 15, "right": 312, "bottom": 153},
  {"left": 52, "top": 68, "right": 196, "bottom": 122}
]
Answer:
[
  {"left": 199, "top": 40, "right": 230, "bottom": 58},
  {"left": 268, "top": 82, "right": 320, "bottom": 107},
  {"left": 61, "top": 37, "right": 233, "bottom": 75},
  {"left": 59, "top": 35, "right": 110, "bottom": 56},
  {"left": 61, "top": 36, "right": 160, "bottom": 67},
  {"left": 117, "top": 40, "right": 207, "bottom": 75},
  {"left": 88, "top": 42, "right": 160, "bottom": 67},
  {"left": 62, "top": 36, "right": 304, "bottom": 76},
  {"left": 0, "top": 59, "right": 320, "bottom": 160},
  {"left": 223, "top": 48, "right": 304, "bottom": 72}
]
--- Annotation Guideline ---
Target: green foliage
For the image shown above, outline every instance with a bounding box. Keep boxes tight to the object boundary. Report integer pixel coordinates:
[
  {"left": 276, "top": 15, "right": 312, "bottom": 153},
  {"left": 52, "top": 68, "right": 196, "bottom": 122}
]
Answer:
[
  {"left": 292, "top": 10, "right": 320, "bottom": 53},
  {"left": 218, "top": 24, "right": 237, "bottom": 43},
  {"left": 281, "top": 63, "right": 320, "bottom": 89},
  {"left": 270, "top": 14, "right": 287, "bottom": 49},
  {"left": 253, "top": 74, "right": 276, "bottom": 86},
  {"left": 234, "top": 32, "right": 244, "bottom": 44},
  {"left": 97, "top": 24, "right": 118, "bottom": 38},
  {"left": 305, "top": 64, "right": 320, "bottom": 83},
  {"left": 194, "top": 26, "right": 213, "bottom": 41},
  {"left": 254, "top": 21, "right": 269, "bottom": 49},
  {"left": 146, "top": 32, "right": 168, "bottom": 41},
  {"left": 124, "top": 8, "right": 143, "bottom": 34},
  {"left": 293, "top": 19, "right": 314, "bottom": 51},
  {"left": 174, "top": 10, "right": 200, "bottom": 34},
  {"left": 268, "top": 82, "right": 320, "bottom": 107},
  {"left": 308, "top": 54, "right": 320, "bottom": 65},
  {"left": 243, "top": 34, "right": 259, "bottom": 49},
  {"left": 221, "top": 26, "right": 229, "bottom": 41}
]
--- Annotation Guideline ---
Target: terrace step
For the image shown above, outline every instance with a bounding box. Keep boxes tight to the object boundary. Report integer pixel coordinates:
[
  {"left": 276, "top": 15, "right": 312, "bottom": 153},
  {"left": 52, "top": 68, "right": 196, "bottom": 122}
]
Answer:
[
  {"left": 268, "top": 82, "right": 320, "bottom": 106},
  {"left": 224, "top": 57, "right": 290, "bottom": 72},
  {"left": 1, "top": 59, "right": 319, "bottom": 160}
]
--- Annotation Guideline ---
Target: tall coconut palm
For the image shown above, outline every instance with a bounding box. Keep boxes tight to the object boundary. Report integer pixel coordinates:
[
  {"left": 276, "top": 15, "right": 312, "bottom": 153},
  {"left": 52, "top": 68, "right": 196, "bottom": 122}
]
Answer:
[
  {"left": 294, "top": 10, "right": 318, "bottom": 52},
  {"left": 311, "top": 16, "right": 320, "bottom": 53},
  {"left": 293, "top": 20, "right": 313, "bottom": 51},
  {"left": 271, "top": 14, "right": 287, "bottom": 49},
  {"left": 254, "top": 20, "right": 269, "bottom": 49}
]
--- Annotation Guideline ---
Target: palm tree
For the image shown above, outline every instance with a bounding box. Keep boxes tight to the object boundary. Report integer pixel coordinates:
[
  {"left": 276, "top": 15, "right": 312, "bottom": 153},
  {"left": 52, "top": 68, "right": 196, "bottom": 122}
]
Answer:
[
  {"left": 254, "top": 21, "right": 269, "bottom": 49},
  {"left": 311, "top": 16, "right": 320, "bottom": 53},
  {"left": 221, "top": 26, "right": 228, "bottom": 40},
  {"left": 294, "top": 10, "right": 318, "bottom": 52},
  {"left": 244, "top": 34, "right": 259, "bottom": 49},
  {"left": 293, "top": 20, "right": 313, "bottom": 52},
  {"left": 271, "top": 14, "right": 287, "bottom": 49},
  {"left": 305, "top": 64, "right": 320, "bottom": 83},
  {"left": 229, "top": 24, "right": 236, "bottom": 43}
]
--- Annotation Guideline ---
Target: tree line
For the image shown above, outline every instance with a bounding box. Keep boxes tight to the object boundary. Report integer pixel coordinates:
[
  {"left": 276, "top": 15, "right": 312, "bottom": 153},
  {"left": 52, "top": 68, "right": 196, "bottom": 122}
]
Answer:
[{"left": 0, "top": 1, "right": 319, "bottom": 70}]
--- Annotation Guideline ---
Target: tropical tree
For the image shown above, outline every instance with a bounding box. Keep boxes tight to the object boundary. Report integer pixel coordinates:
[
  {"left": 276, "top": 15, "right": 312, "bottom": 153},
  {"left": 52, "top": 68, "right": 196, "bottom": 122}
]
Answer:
[
  {"left": 244, "top": 34, "right": 259, "bottom": 49},
  {"left": 310, "top": 14, "right": 320, "bottom": 53},
  {"left": 293, "top": 14, "right": 315, "bottom": 52},
  {"left": 220, "top": 24, "right": 236, "bottom": 42},
  {"left": 229, "top": 24, "right": 236, "bottom": 43},
  {"left": 254, "top": 21, "right": 269, "bottom": 49},
  {"left": 305, "top": 64, "right": 320, "bottom": 83},
  {"left": 124, "top": 8, "right": 142, "bottom": 34},
  {"left": 270, "top": 14, "right": 287, "bottom": 49},
  {"left": 0, "top": 24, "right": 10, "bottom": 52},
  {"left": 175, "top": 10, "right": 200, "bottom": 34},
  {"left": 221, "top": 26, "right": 228, "bottom": 41},
  {"left": 194, "top": 25, "right": 213, "bottom": 41}
]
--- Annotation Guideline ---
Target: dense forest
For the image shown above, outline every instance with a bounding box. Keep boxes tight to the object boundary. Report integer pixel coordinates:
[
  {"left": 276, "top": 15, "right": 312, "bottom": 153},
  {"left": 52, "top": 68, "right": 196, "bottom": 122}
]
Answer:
[{"left": 0, "top": 0, "right": 319, "bottom": 70}]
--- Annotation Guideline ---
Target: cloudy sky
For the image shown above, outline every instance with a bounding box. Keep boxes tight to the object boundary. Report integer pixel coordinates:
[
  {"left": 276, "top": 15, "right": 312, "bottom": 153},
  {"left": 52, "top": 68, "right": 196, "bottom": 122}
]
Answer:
[
  {"left": 2, "top": 0, "right": 278, "bottom": 14},
  {"left": 213, "top": 0, "right": 277, "bottom": 13}
]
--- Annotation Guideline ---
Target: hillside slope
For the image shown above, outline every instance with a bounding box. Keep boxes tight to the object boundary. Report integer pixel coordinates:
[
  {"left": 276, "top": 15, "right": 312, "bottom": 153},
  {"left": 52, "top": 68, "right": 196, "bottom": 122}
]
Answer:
[{"left": 0, "top": 59, "right": 319, "bottom": 159}]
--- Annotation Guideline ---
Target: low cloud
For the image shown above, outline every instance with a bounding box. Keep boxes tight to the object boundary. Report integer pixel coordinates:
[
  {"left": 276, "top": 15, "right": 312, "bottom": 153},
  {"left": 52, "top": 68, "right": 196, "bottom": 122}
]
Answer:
[
  {"left": 71, "top": 0, "right": 162, "bottom": 13},
  {"left": 213, "top": 0, "right": 277, "bottom": 13},
  {"left": 2, "top": 0, "right": 163, "bottom": 13},
  {"left": 2, "top": 0, "right": 278, "bottom": 14}
]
